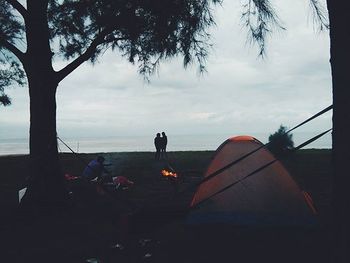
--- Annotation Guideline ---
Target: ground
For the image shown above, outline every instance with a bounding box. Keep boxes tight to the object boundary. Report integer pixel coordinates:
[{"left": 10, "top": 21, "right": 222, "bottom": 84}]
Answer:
[{"left": 0, "top": 150, "right": 332, "bottom": 263}]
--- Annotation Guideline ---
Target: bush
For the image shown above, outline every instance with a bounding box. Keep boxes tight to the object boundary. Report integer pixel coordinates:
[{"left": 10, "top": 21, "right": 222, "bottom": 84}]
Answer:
[{"left": 267, "top": 125, "right": 294, "bottom": 157}]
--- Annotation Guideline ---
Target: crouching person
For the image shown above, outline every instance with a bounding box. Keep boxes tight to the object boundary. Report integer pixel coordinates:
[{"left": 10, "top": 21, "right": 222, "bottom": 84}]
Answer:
[
  {"left": 73, "top": 156, "right": 110, "bottom": 206},
  {"left": 82, "top": 156, "right": 109, "bottom": 181}
]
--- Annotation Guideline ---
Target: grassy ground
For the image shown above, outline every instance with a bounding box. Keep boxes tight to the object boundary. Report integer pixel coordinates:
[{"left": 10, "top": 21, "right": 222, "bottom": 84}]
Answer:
[{"left": 0, "top": 149, "right": 332, "bottom": 263}]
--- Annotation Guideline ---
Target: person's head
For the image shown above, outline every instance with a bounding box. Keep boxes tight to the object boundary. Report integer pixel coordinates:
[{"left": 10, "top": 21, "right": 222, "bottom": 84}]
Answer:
[
  {"left": 156, "top": 133, "right": 160, "bottom": 137},
  {"left": 97, "top": 156, "right": 105, "bottom": 164},
  {"left": 162, "top": 132, "right": 166, "bottom": 136}
]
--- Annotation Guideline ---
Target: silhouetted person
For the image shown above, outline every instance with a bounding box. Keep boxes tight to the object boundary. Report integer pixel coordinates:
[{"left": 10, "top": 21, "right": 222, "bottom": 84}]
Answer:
[
  {"left": 160, "top": 132, "right": 168, "bottom": 159},
  {"left": 154, "top": 133, "right": 161, "bottom": 160}
]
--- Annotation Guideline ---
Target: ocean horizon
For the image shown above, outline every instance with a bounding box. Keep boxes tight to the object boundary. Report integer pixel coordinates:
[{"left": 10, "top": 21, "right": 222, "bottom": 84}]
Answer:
[{"left": 0, "top": 132, "right": 332, "bottom": 156}]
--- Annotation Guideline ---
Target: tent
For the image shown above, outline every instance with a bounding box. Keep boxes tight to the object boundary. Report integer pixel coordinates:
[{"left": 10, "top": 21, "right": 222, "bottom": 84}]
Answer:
[{"left": 187, "top": 135, "right": 317, "bottom": 226}]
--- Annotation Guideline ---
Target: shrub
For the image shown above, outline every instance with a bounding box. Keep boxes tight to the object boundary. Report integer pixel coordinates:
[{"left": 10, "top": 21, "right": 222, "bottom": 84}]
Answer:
[{"left": 267, "top": 125, "right": 294, "bottom": 157}]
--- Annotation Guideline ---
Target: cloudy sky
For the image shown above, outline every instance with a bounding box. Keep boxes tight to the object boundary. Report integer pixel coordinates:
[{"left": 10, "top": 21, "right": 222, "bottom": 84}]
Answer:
[{"left": 0, "top": 0, "right": 332, "bottom": 148}]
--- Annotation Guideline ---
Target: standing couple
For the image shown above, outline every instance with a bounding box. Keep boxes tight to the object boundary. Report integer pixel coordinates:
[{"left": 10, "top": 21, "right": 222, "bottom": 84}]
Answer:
[{"left": 154, "top": 132, "right": 167, "bottom": 160}]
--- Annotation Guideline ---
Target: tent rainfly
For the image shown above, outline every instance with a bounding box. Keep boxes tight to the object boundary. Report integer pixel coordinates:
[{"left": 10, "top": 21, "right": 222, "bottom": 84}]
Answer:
[{"left": 187, "top": 135, "right": 317, "bottom": 226}]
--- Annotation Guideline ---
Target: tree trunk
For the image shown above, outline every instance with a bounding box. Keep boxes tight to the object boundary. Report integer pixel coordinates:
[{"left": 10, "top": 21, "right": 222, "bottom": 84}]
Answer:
[
  {"left": 20, "top": 72, "right": 68, "bottom": 209},
  {"left": 326, "top": 1, "right": 350, "bottom": 262},
  {"left": 20, "top": 1, "right": 68, "bottom": 210}
]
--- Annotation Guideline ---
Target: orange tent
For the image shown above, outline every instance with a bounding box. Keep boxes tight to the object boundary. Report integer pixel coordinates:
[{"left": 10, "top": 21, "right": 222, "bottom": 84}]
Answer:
[{"left": 187, "top": 136, "right": 317, "bottom": 226}]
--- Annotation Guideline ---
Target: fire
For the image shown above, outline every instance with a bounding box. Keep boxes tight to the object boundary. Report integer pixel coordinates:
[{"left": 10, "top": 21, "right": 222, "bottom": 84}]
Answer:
[{"left": 161, "top": 169, "right": 178, "bottom": 178}]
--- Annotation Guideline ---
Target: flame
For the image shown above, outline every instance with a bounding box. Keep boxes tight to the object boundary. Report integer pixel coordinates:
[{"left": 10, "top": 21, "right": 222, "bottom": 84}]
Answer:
[{"left": 161, "top": 169, "right": 178, "bottom": 178}]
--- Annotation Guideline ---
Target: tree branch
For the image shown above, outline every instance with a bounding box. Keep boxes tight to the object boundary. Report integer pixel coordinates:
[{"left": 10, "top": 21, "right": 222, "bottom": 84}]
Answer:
[
  {"left": 5, "top": 0, "right": 28, "bottom": 21},
  {"left": 55, "top": 39, "right": 103, "bottom": 83},
  {"left": 0, "top": 38, "right": 25, "bottom": 63},
  {"left": 55, "top": 31, "right": 125, "bottom": 83}
]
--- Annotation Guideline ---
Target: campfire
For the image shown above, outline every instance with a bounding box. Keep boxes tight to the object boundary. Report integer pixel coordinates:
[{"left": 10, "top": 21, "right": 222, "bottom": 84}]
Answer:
[
  {"left": 161, "top": 168, "right": 181, "bottom": 195},
  {"left": 161, "top": 169, "right": 178, "bottom": 179}
]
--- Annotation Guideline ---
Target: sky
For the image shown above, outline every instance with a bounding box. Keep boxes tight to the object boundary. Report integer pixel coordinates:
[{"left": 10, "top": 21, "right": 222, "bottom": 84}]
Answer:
[{"left": 0, "top": 0, "right": 332, "bottom": 148}]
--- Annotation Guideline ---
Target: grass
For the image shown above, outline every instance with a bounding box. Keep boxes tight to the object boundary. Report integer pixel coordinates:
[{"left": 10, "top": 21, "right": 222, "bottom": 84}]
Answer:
[
  {"left": 283, "top": 149, "right": 332, "bottom": 223},
  {"left": 0, "top": 149, "right": 333, "bottom": 263},
  {"left": 0, "top": 149, "right": 332, "bottom": 223}
]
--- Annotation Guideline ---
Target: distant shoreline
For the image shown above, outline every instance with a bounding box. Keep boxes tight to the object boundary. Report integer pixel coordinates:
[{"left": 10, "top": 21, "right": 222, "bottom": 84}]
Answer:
[
  {"left": 0, "top": 133, "right": 332, "bottom": 156},
  {"left": 0, "top": 148, "right": 332, "bottom": 158},
  {"left": 0, "top": 150, "right": 214, "bottom": 158}
]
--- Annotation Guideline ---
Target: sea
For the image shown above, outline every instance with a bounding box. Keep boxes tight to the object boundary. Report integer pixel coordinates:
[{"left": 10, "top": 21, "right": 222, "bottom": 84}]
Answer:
[{"left": 0, "top": 132, "right": 332, "bottom": 156}]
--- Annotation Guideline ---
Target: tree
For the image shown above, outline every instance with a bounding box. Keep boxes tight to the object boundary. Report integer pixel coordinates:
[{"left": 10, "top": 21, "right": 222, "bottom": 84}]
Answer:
[
  {"left": 325, "top": 1, "right": 350, "bottom": 262},
  {"left": 267, "top": 125, "right": 294, "bottom": 158},
  {"left": 0, "top": 0, "right": 220, "bottom": 208}
]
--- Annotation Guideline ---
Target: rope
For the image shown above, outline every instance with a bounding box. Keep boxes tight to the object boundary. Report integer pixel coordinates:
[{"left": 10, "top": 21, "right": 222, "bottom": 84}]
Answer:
[
  {"left": 191, "top": 128, "right": 332, "bottom": 209},
  {"left": 57, "top": 136, "right": 78, "bottom": 154},
  {"left": 57, "top": 136, "right": 88, "bottom": 176},
  {"left": 57, "top": 136, "right": 111, "bottom": 177},
  {"left": 286, "top": 105, "right": 332, "bottom": 134}
]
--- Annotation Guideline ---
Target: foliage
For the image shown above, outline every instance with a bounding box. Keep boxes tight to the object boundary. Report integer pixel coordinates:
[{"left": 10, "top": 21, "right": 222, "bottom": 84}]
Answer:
[
  {"left": 241, "top": 0, "right": 285, "bottom": 57},
  {"left": 0, "top": 0, "right": 26, "bottom": 106},
  {"left": 240, "top": 0, "right": 329, "bottom": 57},
  {"left": 1, "top": 0, "right": 221, "bottom": 73},
  {"left": 48, "top": 0, "right": 220, "bottom": 72},
  {"left": 0, "top": 0, "right": 221, "bottom": 104},
  {"left": 267, "top": 125, "right": 294, "bottom": 157},
  {"left": 0, "top": 57, "right": 25, "bottom": 106}
]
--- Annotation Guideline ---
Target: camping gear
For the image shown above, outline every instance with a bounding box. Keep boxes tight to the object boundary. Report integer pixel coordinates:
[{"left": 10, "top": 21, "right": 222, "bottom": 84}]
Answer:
[
  {"left": 187, "top": 135, "right": 317, "bottom": 226},
  {"left": 113, "top": 176, "right": 134, "bottom": 188}
]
